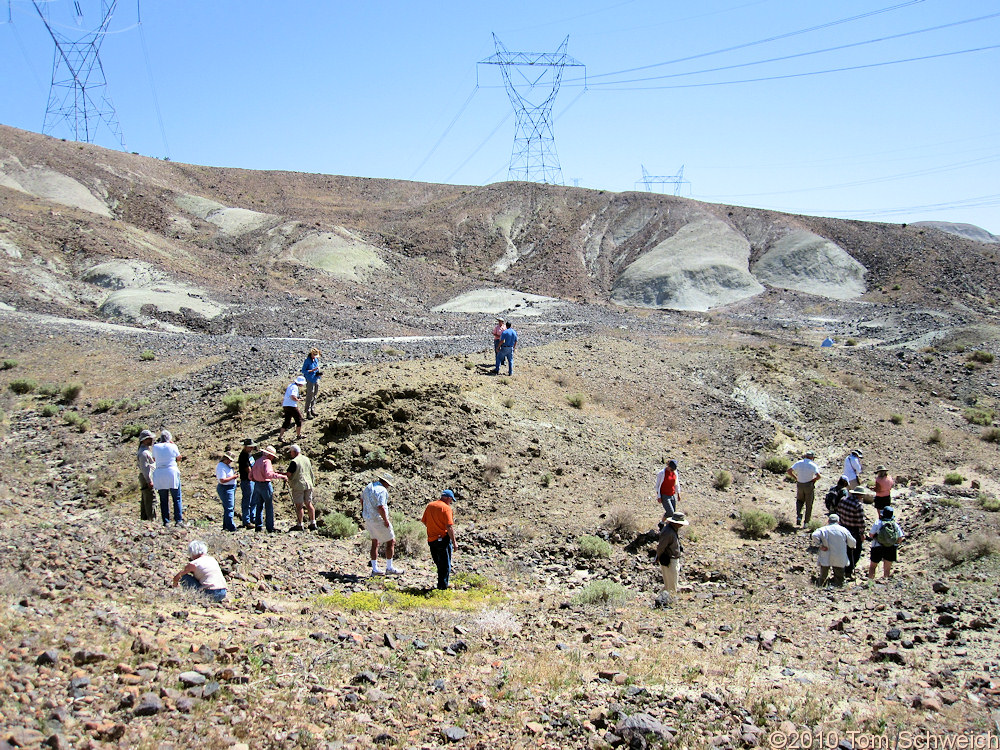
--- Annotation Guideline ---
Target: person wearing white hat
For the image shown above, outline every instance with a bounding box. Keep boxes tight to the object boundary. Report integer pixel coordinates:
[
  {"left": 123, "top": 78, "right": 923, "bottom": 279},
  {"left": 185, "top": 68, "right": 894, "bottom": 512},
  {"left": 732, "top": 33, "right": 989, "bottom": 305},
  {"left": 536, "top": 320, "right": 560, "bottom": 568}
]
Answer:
[
  {"left": 491, "top": 317, "right": 505, "bottom": 355},
  {"left": 279, "top": 375, "right": 306, "bottom": 441},
  {"left": 248, "top": 445, "right": 287, "bottom": 532},
  {"left": 361, "top": 472, "right": 402, "bottom": 576},
  {"left": 787, "top": 450, "right": 822, "bottom": 527},
  {"left": 215, "top": 451, "right": 238, "bottom": 532},
  {"left": 843, "top": 449, "right": 864, "bottom": 490},
  {"left": 137, "top": 430, "right": 157, "bottom": 521},
  {"left": 811, "top": 513, "right": 856, "bottom": 587},
  {"left": 655, "top": 511, "right": 689, "bottom": 594}
]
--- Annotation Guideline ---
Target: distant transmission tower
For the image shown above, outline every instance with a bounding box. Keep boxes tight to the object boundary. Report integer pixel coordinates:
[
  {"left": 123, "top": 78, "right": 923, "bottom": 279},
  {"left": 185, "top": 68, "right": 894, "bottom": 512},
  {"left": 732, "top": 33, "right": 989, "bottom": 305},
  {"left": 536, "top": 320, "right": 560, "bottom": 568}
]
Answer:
[
  {"left": 33, "top": 0, "right": 124, "bottom": 147},
  {"left": 479, "top": 34, "right": 584, "bottom": 185},
  {"left": 635, "top": 165, "right": 690, "bottom": 196}
]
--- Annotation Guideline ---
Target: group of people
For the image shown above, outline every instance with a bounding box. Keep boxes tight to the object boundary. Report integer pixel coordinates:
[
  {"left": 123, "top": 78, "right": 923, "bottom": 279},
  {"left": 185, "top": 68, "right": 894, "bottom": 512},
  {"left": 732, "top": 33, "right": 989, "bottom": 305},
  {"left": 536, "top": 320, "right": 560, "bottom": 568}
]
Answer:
[
  {"left": 787, "top": 448, "right": 904, "bottom": 585},
  {"left": 490, "top": 317, "right": 518, "bottom": 376},
  {"left": 278, "top": 348, "right": 323, "bottom": 442}
]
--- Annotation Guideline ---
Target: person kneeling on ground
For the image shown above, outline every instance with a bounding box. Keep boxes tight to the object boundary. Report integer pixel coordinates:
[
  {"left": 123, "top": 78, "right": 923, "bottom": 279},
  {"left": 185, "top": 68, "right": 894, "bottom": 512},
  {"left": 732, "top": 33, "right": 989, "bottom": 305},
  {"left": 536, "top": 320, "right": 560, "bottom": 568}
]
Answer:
[
  {"left": 171, "top": 540, "right": 227, "bottom": 602},
  {"left": 811, "top": 513, "right": 856, "bottom": 587},
  {"left": 655, "top": 511, "right": 689, "bottom": 594},
  {"left": 868, "top": 506, "right": 904, "bottom": 580}
]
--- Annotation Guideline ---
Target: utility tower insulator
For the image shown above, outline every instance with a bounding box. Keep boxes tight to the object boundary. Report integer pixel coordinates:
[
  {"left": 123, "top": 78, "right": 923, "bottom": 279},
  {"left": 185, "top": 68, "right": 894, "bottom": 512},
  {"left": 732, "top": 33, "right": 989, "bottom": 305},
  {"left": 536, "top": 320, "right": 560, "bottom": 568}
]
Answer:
[
  {"left": 33, "top": 0, "right": 124, "bottom": 148},
  {"left": 635, "top": 164, "right": 690, "bottom": 196},
  {"left": 479, "top": 34, "right": 585, "bottom": 185}
]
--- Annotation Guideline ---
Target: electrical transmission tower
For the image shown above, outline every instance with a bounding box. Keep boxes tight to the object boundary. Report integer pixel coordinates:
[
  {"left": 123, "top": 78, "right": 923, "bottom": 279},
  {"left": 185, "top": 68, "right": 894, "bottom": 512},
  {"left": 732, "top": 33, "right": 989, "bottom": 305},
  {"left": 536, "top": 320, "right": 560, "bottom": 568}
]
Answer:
[
  {"left": 32, "top": 0, "right": 125, "bottom": 147},
  {"left": 635, "top": 165, "right": 690, "bottom": 196},
  {"left": 479, "top": 34, "right": 584, "bottom": 185}
]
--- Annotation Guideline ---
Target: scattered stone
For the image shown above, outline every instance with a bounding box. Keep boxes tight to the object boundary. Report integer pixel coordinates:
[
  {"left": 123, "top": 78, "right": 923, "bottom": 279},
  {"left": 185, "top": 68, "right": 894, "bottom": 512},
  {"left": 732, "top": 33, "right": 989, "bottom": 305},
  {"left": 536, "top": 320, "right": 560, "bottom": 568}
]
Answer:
[
  {"left": 134, "top": 692, "right": 163, "bottom": 716},
  {"left": 36, "top": 650, "right": 59, "bottom": 666},
  {"left": 913, "top": 695, "right": 943, "bottom": 712},
  {"left": 178, "top": 671, "right": 207, "bottom": 687},
  {"left": 352, "top": 670, "right": 377, "bottom": 685},
  {"left": 886, "top": 628, "right": 902, "bottom": 641},
  {"left": 72, "top": 650, "right": 108, "bottom": 666},
  {"left": 615, "top": 713, "right": 674, "bottom": 744},
  {"left": 441, "top": 726, "right": 468, "bottom": 743},
  {"left": 932, "top": 581, "right": 950, "bottom": 594},
  {"left": 383, "top": 633, "right": 399, "bottom": 650}
]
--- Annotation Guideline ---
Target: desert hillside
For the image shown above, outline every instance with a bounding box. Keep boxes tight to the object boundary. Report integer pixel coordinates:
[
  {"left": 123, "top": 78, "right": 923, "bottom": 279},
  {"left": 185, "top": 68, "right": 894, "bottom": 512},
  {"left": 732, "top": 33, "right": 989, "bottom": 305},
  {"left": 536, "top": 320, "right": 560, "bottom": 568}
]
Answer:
[{"left": 1, "top": 124, "right": 1000, "bottom": 749}]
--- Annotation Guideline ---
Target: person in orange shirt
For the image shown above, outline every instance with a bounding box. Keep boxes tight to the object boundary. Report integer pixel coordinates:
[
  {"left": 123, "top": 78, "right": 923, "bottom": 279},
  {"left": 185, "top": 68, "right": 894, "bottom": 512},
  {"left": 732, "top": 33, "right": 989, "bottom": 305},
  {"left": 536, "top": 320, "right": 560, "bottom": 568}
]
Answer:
[{"left": 420, "top": 490, "right": 457, "bottom": 590}]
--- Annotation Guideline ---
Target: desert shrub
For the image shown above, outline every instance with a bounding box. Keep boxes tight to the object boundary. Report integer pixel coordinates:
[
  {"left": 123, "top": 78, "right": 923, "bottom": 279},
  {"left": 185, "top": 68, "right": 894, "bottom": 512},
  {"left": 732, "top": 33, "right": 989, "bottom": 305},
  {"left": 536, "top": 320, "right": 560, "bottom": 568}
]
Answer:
[
  {"left": 318, "top": 511, "right": 358, "bottom": 539},
  {"left": 738, "top": 509, "right": 777, "bottom": 539},
  {"left": 503, "top": 397, "right": 514, "bottom": 409},
  {"left": 943, "top": 472, "right": 964, "bottom": 486},
  {"left": 713, "top": 470, "right": 732, "bottom": 491},
  {"left": 463, "top": 362, "right": 474, "bottom": 371},
  {"left": 806, "top": 519, "right": 824, "bottom": 532},
  {"left": 60, "top": 382, "right": 83, "bottom": 404},
  {"left": 603, "top": 506, "right": 641, "bottom": 537},
  {"left": 570, "top": 580, "right": 631, "bottom": 606},
  {"left": 62, "top": 412, "right": 90, "bottom": 432},
  {"left": 389, "top": 511, "right": 425, "bottom": 558},
  {"left": 37, "top": 383, "right": 60, "bottom": 397},
  {"left": 578, "top": 535, "right": 613, "bottom": 559},
  {"left": 40, "top": 404, "right": 59, "bottom": 418},
  {"left": 540, "top": 472, "right": 554, "bottom": 488},
  {"left": 937, "top": 533, "right": 1000, "bottom": 565},
  {"left": 1, "top": 360, "right": 17, "bottom": 370},
  {"left": 928, "top": 428, "right": 943, "bottom": 445},
  {"left": 121, "top": 423, "right": 148, "bottom": 441},
  {"left": 93, "top": 399, "right": 114, "bottom": 413},
  {"left": 964, "top": 408, "right": 995, "bottom": 426},
  {"left": 470, "top": 607, "right": 521, "bottom": 636},
  {"left": 842, "top": 374, "right": 866, "bottom": 393},
  {"left": 482, "top": 460, "right": 503, "bottom": 484},
  {"left": 890, "top": 414, "right": 905, "bottom": 425},
  {"left": 937, "top": 497, "right": 960, "bottom": 508},
  {"left": 846, "top": 339, "right": 858, "bottom": 347},
  {"left": 761, "top": 455, "right": 791, "bottom": 474},
  {"left": 891, "top": 284, "right": 901, "bottom": 291},
  {"left": 977, "top": 493, "right": 1000, "bottom": 512},
  {"left": 566, "top": 393, "right": 586, "bottom": 409},
  {"left": 968, "top": 351, "right": 994, "bottom": 364},
  {"left": 140, "top": 350, "right": 156, "bottom": 361},
  {"left": 222, "top": 389, "right": 249, "bottom": 415},
  {"left": 8, "top": 378, "right": 37, "bottom": 395}
]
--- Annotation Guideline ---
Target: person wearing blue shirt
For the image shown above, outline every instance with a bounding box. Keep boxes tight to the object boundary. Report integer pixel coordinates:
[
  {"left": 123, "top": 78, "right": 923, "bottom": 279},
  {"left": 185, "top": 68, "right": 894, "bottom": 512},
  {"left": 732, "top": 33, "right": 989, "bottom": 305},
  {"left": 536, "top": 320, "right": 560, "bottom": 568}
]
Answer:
[
  {"left": 301, "top": 347, "right": 321, "bottom": 418},
  {"left": 493, "top": 321, "right": 518, "bottom": 376}
]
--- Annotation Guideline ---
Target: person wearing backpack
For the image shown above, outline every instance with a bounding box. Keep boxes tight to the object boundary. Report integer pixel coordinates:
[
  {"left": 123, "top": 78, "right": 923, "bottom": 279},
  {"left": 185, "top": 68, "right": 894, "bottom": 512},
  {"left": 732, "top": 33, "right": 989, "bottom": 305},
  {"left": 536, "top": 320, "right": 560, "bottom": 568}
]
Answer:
[
  {"left": 824, "top": 476, "right": 849, "bottom": 514},
  {"left": 867, "top": 506, "right": 904, "bottom": 580}
]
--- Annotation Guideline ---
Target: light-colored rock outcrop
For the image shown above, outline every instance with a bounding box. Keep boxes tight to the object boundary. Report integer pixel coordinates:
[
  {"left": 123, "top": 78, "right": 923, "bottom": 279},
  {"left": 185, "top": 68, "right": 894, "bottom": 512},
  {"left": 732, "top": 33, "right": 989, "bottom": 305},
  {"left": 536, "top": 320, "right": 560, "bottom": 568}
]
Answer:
[{"left": 752, "top": 229, "right": 866, "bottom": 299}]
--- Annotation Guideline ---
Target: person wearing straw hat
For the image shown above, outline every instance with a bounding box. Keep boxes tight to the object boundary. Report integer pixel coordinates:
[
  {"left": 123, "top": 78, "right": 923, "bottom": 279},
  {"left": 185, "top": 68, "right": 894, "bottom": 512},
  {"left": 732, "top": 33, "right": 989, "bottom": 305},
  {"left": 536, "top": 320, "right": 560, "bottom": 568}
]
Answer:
[
  {"left": 279, "top": 376, "right": 306, "bottom": 442},
  {"left": 787, "top": 450, "right": 822, "bottom": 527},
  {"left": 238, "top": 438, "right": 256, "bottom": 528},
  {"left": 248, "top": 445, "right": 287, "bottom": 533},
  {"left": 137, "top": 430, "right": 157, "bottom": 522},
  {"left": 361, "top": 471, "right": 402, "bottom": 576},
  {"left": 491, "top": 317, "right": 505, "bottom": 355},
  {"left": 655, "top": 511, "right": 689, "bottom": 594},
  {"left": 873, "top": 465, "right": 894, "bottom": 511},
  {"left": 285, "top": 444, "right": 317, "bottom": 532},
  {"left": 811, "top": 513, "right": 855, "bottom": 587},
  {"left": 215, "top": 451, "right": 239, "bottom": 532}
]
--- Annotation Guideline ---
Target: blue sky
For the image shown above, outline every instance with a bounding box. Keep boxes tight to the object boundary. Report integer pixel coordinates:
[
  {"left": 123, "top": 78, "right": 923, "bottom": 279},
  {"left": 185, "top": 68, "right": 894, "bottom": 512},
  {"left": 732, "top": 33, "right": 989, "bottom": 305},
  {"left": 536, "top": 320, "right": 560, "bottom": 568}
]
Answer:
[{"left": 2, "top": 0, "right": 998, "bottom": 233}]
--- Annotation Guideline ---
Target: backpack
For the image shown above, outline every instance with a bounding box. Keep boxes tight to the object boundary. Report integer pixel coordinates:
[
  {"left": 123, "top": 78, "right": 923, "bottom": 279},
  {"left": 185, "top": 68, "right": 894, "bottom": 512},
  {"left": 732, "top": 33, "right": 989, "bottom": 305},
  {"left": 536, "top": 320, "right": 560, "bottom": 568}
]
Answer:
[
  {"left": 876, "top": 520, "right": 901, "bottom": 547},
  {"left": 824, "top": 487, "right": 841, "bottom": 513}
]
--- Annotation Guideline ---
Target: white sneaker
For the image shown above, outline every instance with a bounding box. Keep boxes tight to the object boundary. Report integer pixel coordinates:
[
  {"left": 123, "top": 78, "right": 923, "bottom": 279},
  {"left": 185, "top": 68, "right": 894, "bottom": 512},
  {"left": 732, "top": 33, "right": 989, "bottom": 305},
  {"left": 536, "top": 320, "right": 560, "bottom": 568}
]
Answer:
[
  {"left": 385, "top": 564, "right": 403, "bottom": 576},
  {"left": 370, "top": 566, "right": 385, "bottom": 576}
]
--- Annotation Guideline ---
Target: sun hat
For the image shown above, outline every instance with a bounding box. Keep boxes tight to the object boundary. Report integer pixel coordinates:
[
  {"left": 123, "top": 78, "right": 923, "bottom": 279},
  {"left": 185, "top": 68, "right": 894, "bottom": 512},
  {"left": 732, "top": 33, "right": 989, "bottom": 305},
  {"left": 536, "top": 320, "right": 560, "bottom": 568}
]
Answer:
[
  {"left": 286, "top": 444, "right": 301, "bottom": 456},
  {"left": 376, "top": 471, "right": 395, "bottom": 487},
  {"left": 221, "top": 451, "right": 236, "bottom": 462},
  {"left": 852, "top": 449, "right": 864, "bottom": 458},
  {"left": 804, "top": 450, "right": 816, "bottom": 458},
  {"left": 829, "top": 513, "right": 840, "bottom": 523},
  {"left": 667, "top": 511, "right": 689, "bottom": 526},
  {"left": 260, "top": 445, "right": 278, "bottom": 459},
  {"left": 440, "top": 489, "right": 455, "bottom": 500},
  {"left": 875, "top": 465, "right": 888, "bottom": 472},
  {"left": 294, "top": 375, "right": 307, "bottom": 386},
  {"left": 138, "top": 429, "right": 155, "bottom": 442},
  {"left": 243, "top": 437, "right": 257, "bottom": 447},
  {"left": 849, "top": 487, "right": 868, "bottom": 496}
]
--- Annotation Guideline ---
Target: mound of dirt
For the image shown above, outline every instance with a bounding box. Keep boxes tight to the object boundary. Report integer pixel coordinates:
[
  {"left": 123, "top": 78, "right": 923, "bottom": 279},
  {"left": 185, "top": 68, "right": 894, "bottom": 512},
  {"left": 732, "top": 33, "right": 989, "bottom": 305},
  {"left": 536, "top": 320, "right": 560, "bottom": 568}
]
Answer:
[
  {"left": 284, "top": 228, "right": 387, "bottom": 279},
  {"left": 0, "top": 148, "right": 111, "bottom": 217},
  {"left": 752, "top": 229, "right": 867, "bottom": 299}
]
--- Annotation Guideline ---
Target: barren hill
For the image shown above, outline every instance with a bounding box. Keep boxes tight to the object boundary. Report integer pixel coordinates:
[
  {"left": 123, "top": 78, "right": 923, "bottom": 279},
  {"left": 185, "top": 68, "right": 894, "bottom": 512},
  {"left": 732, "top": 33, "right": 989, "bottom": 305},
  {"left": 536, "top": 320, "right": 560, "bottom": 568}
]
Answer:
[{"left": 2, "top": 124, "right": 1000, "bottom": 749}]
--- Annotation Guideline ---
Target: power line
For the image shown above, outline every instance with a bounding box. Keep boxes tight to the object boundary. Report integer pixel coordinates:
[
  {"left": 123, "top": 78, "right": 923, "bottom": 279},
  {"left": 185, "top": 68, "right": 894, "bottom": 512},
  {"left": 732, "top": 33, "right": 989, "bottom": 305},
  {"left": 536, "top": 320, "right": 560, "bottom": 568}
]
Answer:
[
  {"left": 137, "top": 0, "right": 169, "bottom": 158},
  {"left": 409, "top": 85, "right": 479, "bottom": 180},
  {"left": 444, "top": 111, "right": 512, "bottom": 184}
]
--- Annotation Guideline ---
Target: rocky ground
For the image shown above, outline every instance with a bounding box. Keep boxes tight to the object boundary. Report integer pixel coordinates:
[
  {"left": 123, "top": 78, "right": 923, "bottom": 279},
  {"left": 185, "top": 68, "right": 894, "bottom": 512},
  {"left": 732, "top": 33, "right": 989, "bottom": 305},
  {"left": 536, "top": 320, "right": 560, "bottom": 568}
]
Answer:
[{"left": 2, "top": 301, "right": 1000, "bottom": 750}]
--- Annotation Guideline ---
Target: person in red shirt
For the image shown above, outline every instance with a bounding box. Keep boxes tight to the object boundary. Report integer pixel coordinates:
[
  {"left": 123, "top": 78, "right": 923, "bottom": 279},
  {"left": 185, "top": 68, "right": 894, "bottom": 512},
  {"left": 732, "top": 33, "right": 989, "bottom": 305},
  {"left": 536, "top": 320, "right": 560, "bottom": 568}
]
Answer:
[
  {"left": 653, "top": 460, "right": 681, "bottom": 522},
  {"left": 421, "top": 490, "right": 457, "bottom": 590},
  {"left": 873, "top": 465, "right": 895, "bottom": 511},
  {"left": 491, "top": 318, "right": 505, "bottom": 354}
]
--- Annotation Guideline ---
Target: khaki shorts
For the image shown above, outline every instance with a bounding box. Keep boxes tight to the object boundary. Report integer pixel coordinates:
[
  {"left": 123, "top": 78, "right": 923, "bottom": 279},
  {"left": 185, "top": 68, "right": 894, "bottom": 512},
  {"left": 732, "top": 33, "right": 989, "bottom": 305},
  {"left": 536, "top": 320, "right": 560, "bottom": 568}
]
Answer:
[
  {"left": 291, "top": 487, "right": 314, "bottom": 507},
  {"left": 365, "top": 518, "right": 395, "bottom": 543}
]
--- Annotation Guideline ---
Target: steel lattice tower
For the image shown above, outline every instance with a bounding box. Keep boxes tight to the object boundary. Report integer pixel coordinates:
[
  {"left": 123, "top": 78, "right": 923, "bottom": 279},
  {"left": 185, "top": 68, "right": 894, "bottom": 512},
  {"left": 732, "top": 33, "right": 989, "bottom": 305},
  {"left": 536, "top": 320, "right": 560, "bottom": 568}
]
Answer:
[
  {"left": 33, "top": 0, "right": 124, "bottom": 147},
  {"left": 635, "top": 165, "right": 690, "bottom": 196},
  {"left": 479, "top": 34, "right": 584, "bottom": 185}
]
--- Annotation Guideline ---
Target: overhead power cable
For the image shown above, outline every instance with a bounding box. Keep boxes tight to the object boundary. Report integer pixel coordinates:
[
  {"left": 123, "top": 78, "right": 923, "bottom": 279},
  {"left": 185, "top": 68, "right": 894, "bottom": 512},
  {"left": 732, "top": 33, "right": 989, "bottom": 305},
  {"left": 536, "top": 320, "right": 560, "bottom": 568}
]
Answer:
[
  {"left": 137, "top": 0, "right": 170, "bottom": 159},
  {"left": 582, "top": 10, "right": 1000, "bottom": 87},
  {"left": 587, "top": 44, "right": 1000, "bottom": 91},
  {"left": 409, "top": 85, "right": 479, "bottom": 180},
  {"left": 563, "top": 0, "right": 925, "bottom": 84},
  {"left": 445, "top": 111, "right": 512, "bottom": 184}
]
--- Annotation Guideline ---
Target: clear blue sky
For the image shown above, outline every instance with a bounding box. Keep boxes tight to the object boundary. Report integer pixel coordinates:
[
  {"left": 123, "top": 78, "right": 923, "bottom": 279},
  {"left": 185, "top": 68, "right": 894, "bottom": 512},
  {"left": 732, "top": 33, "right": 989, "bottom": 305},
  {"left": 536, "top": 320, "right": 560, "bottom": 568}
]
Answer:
[{"left": 3, "top": 0, "right": 998, "bottom": 233}]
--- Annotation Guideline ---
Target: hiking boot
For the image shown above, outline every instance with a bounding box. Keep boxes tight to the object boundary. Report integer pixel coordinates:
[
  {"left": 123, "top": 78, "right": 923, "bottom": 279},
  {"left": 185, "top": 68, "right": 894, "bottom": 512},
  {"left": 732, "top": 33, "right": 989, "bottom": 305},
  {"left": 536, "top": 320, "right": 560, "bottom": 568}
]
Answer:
[
  {"left": 290, "top": 524, "right": 304, "bottom": 532},
  {"left": 308, "top": 522, "right": 317, "bottom": 531}
]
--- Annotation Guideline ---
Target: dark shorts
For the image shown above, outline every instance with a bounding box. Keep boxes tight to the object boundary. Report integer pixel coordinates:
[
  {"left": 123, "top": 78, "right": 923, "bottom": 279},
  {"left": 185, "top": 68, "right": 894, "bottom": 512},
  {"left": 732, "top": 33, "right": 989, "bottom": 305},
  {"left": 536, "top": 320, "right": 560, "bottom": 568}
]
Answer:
[
  {"left": 282, "top": 405, "right": 302, "bottom": 429},
  {"left": 874, "top": 496, "right": 891, "bottom": 510},
  {"left": 870, "top": 545, "right": 897, "bottom": 563}
]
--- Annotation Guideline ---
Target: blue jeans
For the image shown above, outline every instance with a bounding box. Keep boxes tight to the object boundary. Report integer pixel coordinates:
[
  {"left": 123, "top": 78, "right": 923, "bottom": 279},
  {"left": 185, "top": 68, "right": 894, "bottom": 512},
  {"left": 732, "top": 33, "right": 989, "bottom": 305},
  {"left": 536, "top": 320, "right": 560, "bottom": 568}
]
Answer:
[
  {"left": 496, "top": 346, "right": 514, "bottom": 375},
  {"left": 429, "top": 537, "right": 453, "bottom": 590},
  {"left": 179, "top": 574, "right": 226, "bottom": 602},
  {"left": 217, "top": 484, "right": 237, "bottom": 531},
  {"left": 158, "top": 487, "right": 182, "bottom": 524},
  {"left": 250, "top": 482, "right": 274, "bottom": 531},
  {"left": 240, "top": 480, "right": 254, "bottom": 525}
]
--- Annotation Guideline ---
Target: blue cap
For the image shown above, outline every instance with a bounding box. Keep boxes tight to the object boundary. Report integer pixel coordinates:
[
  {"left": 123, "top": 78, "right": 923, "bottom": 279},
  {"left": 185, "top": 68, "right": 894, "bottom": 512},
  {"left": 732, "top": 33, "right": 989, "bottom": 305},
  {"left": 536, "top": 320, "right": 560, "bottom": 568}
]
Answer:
[
  {"left": 880, "top": 506, "right": 894, "bottom": 520},
  {"left": 440, "top": 489, "right": 455, "bottom": 500}
]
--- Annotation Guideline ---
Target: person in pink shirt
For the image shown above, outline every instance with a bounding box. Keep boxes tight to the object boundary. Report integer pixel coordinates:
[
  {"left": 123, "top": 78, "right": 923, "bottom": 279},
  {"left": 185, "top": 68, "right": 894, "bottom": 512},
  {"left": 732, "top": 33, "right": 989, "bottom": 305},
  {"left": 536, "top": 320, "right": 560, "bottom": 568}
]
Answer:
[
  {"left": 248, "top": 445, "right": 287, "bottom": 532},
  {"left": 873, "top": 465, "right": 895, "bottom": 511},
  {"left": 492, "top": 317, "right": 505, "bottom": 354}
]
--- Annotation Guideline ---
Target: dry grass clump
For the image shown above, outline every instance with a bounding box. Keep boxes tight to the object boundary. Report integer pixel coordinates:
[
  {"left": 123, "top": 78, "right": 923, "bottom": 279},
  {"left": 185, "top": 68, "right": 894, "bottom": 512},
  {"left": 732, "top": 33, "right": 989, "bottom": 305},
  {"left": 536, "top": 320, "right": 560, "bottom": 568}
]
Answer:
[
  {"left": 982, "top": 428, "right": 1000, "bottom": 444},
  {"left": 964, "top": 408, "right": 995, "bottom": 426},
  {"left": 890, "top": 413, "right": 904, "bottom": 425},
  {"left": 738, "top": 508, "right": 777, "bottom": 539},
  {"left": 570, "top": 580, "right": 631, "bottom": 606},
  {"left": 602, "top": 505, "right": 642, "bottom": 537},
  {"left": 566, "top": 393, "right": 586, "bottom": 409},
  {"left": 761, "top": 455, "right": 791, "bottom": 474},
  {"left": 978, "top": 493, "right": 1000, "bottom": 512},
  {"left": 943, "top": 472, "right": 964, "bottom": 486},
  {"left": 713, "top": 469, "right": 732, "bottom": 491},
  {"left": 927, "top": 428, "right": 943, "bottom": 445},
  {"left": 936, "top": 533, "right": 1000, "bottom": 564},
  {"left": 469, "top": 607, "right": 521, "bottom": 637},
  {"left": 578, "top": 534, "right": 613, "bottom": 559},
  {"left": 968, "top": 350, "right": 995, "bottom": 364},
  {"left": 482, "top": 460, "right": 503, "bottom": 484}
]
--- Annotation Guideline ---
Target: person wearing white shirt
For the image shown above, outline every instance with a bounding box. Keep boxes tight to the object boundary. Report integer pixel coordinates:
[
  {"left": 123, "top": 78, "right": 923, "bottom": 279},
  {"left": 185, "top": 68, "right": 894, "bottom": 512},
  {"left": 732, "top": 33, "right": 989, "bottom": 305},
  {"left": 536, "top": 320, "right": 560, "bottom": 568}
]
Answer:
[
  {"left": 361, "top": 472, "right": 402, "bottom": 576},
  {"left": 151, "top": 430, "right": 184, "bottom": 527},
  {"left": 215, "top": 451, "right": 238, "bottom": 532},
  {"left": 787, "top": 450, "right": 822, "bottom": 526},
  {"left": 811, "top": 513, "right": 856, "bottom": 586},
  {"left": 279, "top": 375, "right": 306, "bottom": 441},
  {"left": 842, "top": 449, "right": 864, "bottom": 489}
]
